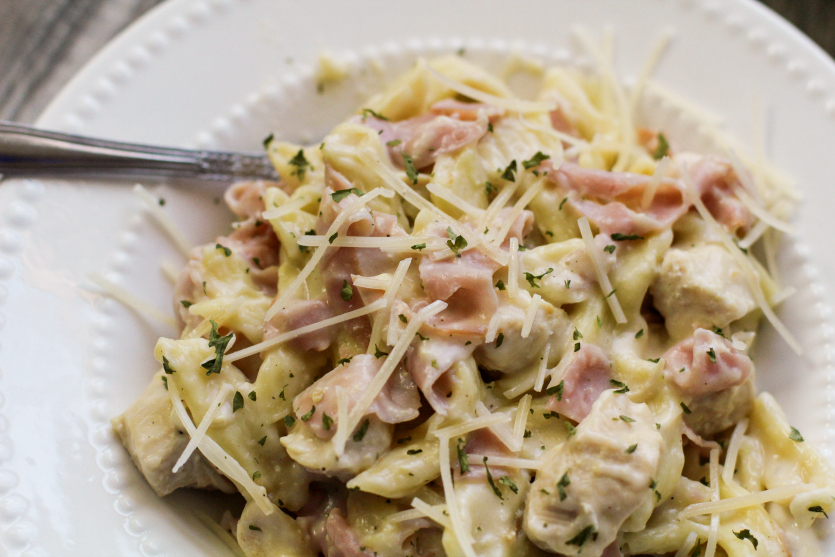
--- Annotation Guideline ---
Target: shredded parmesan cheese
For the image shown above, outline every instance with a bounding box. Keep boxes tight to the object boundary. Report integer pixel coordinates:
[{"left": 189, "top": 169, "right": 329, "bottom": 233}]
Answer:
[
  {"left": 489, "top": 179, "right": 545, "bottom": 247},
  {"left": 577, "top": 217, "right": 627, "bottom": 323},
  {"left": 432, "top": 414, "right": 513, "bottom": 439},
  {"left": 88, "top": 272, "right": 177, "bottom": 329},
  {"left": 265, "top": 187, "right": 394, "bottom": 320},
  {"left": 679, "top": 483, "right": 816, "bottom": 519},
  {"left": 521, "top": 294, "right": 541, "bottom": 339},
  {"left": 426, "top": 183, "right": 485, "bottom": 218},
  {"left": 475, "top": 401, "right": 518, "bottom": 452},
  {"left": 508, "top": 238, "right": 520, "bottom": 300},
  {"left": 408, "top": 498, "right": 452, "bottom": 529},
  {"left": 733, "top": 185, "right": 796, "bottom": 234},
  {"left": 425, "top": 64, "right": 555, "bottom": 114},
  {"left": 512, "top": 394, "right": 532, "bottom": 450},
  {"left": 467, "top": 454, "right": 541, "bottom": 470},
  {"left": 334, "top": 300, "right": 447, "bottom": 455},
  {"left": 437, "top": 436, "right": 477, "bottom": 557},
  {"left": 385, "top": 259, "right": 414, "bottom": 347},
  {"left": 628, "top": 30, "right": 673, "bottom": 119},
  {"left": 173, "top": 383, "right": 234, "bottom": 473},
  {"left": 705, "top": 447, "right": 720, "bottom": 557},
  {"left": 481, "top": 180, "right": 518, "bottom": 234},
  {"left": 722, "top": 418, "right": 749, "bottom": 485},
  {"left": 296, "top": 234, "right": 445, "bottom": 252},
  {"left": 160, "top": 260, "right": 181, "bottom": 284},
  {"left": 673, "top": 532, "right": 700, "bottom": 557},
  {"left": 363, "top": 257, "right": 410, "bottom": 351},
  {"left": 226, "top": 298, "right": 386, "bottom": 363},
  {"left": 262, "top": 196, "right": 309, "bottom": 220},
  {"left": 682, "top": 168, "right": 802, "bottom": 354},
  {"left": 534, "top": 344, "right": 551, "bottom": 392},
  {"left": 194, "top": 510, "right": 247, "bottom": 557},
  {"left": 167, "top": 375, "right": 275, "bottom": 515},
  {"left": 485, "top": 312, "right": 501, "bottom": 344},
  {"left": 351, "top": 274, "right": 392, "bottom": 290},
  {"left": 502, "top": 373, "right": 537, "bottom": 400},
  {"left": 738, "top": 219, "right": 768, "bottom": 250},
  {"left": 133, "top": 184, "right": 192, "bottom": 258}
]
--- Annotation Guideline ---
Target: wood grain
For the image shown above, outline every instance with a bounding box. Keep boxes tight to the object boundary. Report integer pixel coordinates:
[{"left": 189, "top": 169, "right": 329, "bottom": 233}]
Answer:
[{"left": 0, "top": 0, "right": 832, "bottom": 123}]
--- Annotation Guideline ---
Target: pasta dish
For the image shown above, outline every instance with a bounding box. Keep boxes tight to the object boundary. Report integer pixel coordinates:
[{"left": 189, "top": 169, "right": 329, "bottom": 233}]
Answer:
[{"left": 111, "top": 47, "right": 834, "bottom": 557}]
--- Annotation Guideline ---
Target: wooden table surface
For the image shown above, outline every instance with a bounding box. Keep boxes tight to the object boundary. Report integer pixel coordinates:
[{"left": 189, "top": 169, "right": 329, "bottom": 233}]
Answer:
[{"left": 0, "top": 0, "right": 832, "bottom": 124}]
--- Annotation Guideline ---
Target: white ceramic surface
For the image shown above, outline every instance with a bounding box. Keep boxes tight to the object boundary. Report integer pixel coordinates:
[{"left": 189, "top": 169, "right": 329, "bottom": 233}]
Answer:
[{"left": 1, "top": 0, "right": 834, "bottom": 555}]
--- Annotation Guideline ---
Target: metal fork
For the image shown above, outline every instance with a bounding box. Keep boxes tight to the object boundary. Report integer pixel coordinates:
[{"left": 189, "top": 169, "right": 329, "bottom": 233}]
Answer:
[{"left": 0, "top": 120, "right": 279, "bottom": 181}]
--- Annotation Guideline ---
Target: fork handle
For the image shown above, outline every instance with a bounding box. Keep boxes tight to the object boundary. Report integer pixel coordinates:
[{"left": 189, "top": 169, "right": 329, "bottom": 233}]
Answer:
[{"left": 0, "top": 121, "right": 279, "bottom": 181}]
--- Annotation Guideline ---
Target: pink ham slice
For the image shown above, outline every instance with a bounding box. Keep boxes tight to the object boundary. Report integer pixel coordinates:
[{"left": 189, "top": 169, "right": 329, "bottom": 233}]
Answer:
[
  {"left": 418, "top": 248, "right": 501, "bottom": 337},
  {"left": 360, "top": 99, "right": 501, "bottom": 170},
  {"left": 457, "top": 428, "right": 514, "bottom": 479},
  {"left": 663, "top": 328, "right": 753, "bottom": 397},
  {"left": 314, "top": 167, "right": 409, "bottom": 350},
  {"left": 547, "top": 161, "right": 689, "bottom": 236},
  {"left": 404, "top": 334, "right": 477, "bottom": 414},
  {"left": 292, "top": 354, "right": 420, "bottom": 440},
  {"left": 546, "top": 344, "right": 613, "bottom": 423},
  {"left": 220, "top": 218, "right": 280, "bottom": 295},
  {"left": 263, "top": 298, "right": 335, "bottom": 352},
  {"left": 224, "top": 180, "right": 276, "bottom": 219},
  {"left": 547, "top": 157, "right": 755, "bottom": 236},
  {"left": 689, "top": 156, "right": 755, "bottom": 235}
]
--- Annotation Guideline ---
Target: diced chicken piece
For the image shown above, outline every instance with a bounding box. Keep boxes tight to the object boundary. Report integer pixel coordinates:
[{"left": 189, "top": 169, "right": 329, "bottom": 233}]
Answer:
[
  {"left": 405, "top": 335, "right": 476, "bottom": 414},
  {"left": 651, "top": 245, "right": 757, "bottom": 339},
  {"left": 684, "top": 380, "right": 755, "bottom": 437},
  {"left": 546, "top": 344, "right": 612, "bottom": 423},
  {"left": 225, "top": 180, "right": 275, "bottom": 219},
  {"left": 475, "top": 292, "right": 568, "bottom": 375},
  {"left": 263, "top": 298, "right": 335, "bottom": 353},
  {"left": 293, "top": 354, "right": 420, "bottom": 439},
  {"left": 525, "top": 391, "right": 662, "bottom": 556},
  {"left": 111, "top": 374, "right": 235, "bottom": 497},
  {"left": 663, "top": 328, "right": 753, "bottom": 397},
  {"left": 236, "top": 500, "right": 317, "bottom": 557}
]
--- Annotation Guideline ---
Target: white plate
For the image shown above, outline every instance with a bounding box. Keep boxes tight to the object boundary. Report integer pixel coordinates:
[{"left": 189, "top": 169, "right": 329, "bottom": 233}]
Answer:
[{"left": 1, "top": 0, "right": 835, "bottom": 555}]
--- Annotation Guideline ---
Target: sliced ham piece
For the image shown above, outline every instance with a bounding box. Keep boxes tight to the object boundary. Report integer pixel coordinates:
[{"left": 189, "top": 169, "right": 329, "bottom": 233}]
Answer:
[
  {"left": 263, "top": 298, "right": 335, "bottom": 352},
  {"left": 663, "top": 328, "right": 753, "bottom": 397},
  {"left": 458, "top": 428, "right": 514, "bottom": 479},
  {"left": 315, "top": 169, "right": 409, "bottom": 347},
  {"left": 547, "top": 161, "right": 689, "bottom": 236},
  {"left": 418, "top": 248, "right": 501, "bottom": 337},
  {"left": 293, "top": 354, "right": 420, "bottom": 439},
  {"left": 689, "top": 156, "right": 755, "bottom": 235},
  {"left": 546, "top": 344, "right": 613, "bottom": 423},
  {"left": 221, "top": 218, "right": 280, "bottom": 295},
  {"left": 547, "top": 156, "right": 754, "bottom": 236},
  {"left": 360, "top": 98, "right": 500, "bottom": 170},
  {"left": 224, "top": 180, "right": 275, "bottom": 219},
  {"left": 405, "top": 334, "right": 477, "bottom": 414}
]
